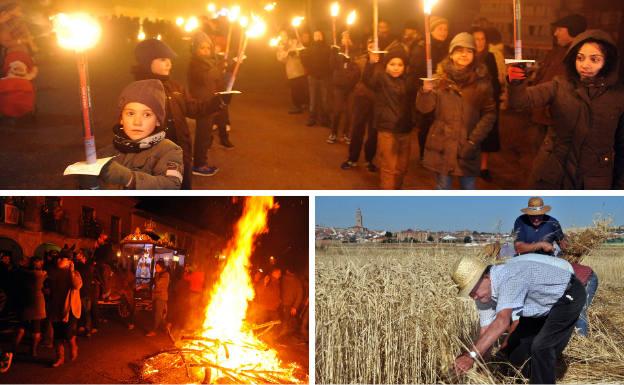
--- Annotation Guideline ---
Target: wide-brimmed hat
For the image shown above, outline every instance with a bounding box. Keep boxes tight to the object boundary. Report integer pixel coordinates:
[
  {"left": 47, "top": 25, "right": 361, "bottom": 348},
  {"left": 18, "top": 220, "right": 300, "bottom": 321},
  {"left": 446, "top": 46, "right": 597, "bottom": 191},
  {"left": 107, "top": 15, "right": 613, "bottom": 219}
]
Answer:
[
  {"left": 451, "top": 256, "right": 488, "bottom": 298},
  {"left": 520, "top": 197, "right": 551, "bottom": 216}
]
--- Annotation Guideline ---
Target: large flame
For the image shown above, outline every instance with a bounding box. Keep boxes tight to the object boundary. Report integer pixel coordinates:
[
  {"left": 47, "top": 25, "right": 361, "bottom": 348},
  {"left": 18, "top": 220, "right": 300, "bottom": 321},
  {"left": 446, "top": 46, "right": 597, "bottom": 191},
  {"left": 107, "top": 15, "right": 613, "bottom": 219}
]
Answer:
[
  {"left": 177, "top": 196, "right": 301, "bottom": 383},
  {"left": 202, "top": 196, "right": 276, "bottom": 339}
]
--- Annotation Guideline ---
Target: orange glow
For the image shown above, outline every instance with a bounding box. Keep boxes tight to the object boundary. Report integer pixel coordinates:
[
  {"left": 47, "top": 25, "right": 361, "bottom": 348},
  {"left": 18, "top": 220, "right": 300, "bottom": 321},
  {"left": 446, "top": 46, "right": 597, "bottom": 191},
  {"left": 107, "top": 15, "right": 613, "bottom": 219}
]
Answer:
[{"left": 181, "top": 196, "right": 301, "bottom": 383}]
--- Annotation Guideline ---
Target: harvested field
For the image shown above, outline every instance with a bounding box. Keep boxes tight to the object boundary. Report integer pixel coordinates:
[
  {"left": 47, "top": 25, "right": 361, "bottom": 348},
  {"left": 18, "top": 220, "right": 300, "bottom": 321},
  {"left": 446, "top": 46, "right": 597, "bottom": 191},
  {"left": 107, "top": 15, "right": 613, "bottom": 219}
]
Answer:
[{"left": 315, "top": 243, "right": 624, "bottom": 384}]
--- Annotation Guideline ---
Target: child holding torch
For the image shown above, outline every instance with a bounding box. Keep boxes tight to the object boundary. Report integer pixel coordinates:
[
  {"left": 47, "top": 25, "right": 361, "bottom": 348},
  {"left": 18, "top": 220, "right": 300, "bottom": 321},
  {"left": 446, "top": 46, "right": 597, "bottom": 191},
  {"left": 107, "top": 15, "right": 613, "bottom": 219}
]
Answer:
[
  {"left": 132, "top": 38, "right": 229, "bottom": 189},
  {"left": 92, "top": 79, "right": 184, "bottom": 189},
  {"left": 416, "top": 33, "right": 496, "bottom": 189},
  {"left": 364, "top": 48, "right": 417, "bottom": 189},
  {"left": 507, "top": 29, "right": 624, "bottom": 189}
]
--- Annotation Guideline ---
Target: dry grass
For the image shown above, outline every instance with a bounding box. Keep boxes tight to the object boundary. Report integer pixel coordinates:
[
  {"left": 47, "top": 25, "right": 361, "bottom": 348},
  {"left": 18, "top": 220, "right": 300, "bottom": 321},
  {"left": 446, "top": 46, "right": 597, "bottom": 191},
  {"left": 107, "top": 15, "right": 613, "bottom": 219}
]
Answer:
[
  {"left": 562, "top": 217, "right": 613, "bottom": 264},
  {"left": 315, "top": 243, "right": 624, "bottom": 384}
]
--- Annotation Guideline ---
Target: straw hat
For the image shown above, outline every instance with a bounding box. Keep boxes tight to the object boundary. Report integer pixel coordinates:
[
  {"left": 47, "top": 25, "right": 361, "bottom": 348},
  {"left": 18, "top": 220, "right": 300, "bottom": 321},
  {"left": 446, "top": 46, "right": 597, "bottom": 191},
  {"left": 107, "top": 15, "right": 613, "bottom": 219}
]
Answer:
[
  {"left": 451, "top": 256, "right": 488, "bottom": 298},
  {"left": 520, "top": 197, "right": 551, "bottom": 216}
]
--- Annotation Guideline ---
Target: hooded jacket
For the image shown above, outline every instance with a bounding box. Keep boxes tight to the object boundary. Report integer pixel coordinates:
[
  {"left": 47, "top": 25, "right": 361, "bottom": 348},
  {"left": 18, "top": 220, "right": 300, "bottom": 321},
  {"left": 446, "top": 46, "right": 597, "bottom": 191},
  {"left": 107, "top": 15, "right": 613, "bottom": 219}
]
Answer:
[
  {"left": 132, "top": 69, "right": 224, "bottom": 189},
  {"left": 363, "top": 52, "right": 417, "bottom": 134},
  {"left": 301, "top": 40, "right": 332, "bottom": 80},
  {"left": 416, "top": 59, "right": 496, "bottom": 177},
  {"left": 509, "top": 30, "right": 624, "bottom": 189}
]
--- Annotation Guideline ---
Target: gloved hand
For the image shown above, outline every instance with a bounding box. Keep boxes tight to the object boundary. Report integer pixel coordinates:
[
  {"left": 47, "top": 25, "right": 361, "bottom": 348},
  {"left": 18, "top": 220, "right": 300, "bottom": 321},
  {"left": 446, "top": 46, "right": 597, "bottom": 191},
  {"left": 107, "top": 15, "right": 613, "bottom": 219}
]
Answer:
[
  {"left": 507, "top": 65, "right": 527, "bottom": 83},
  {"left": 459, "top": 140, "right": 478, "bottom": 160},
  {"left": 78, "top": 175, "right": 100, "bottom": 190},
  {"left": 218, "top": 92, "right": 234, "bottom": 105},
  {"left": 99, "top": 160, "right": 133, "bottom": 187}
]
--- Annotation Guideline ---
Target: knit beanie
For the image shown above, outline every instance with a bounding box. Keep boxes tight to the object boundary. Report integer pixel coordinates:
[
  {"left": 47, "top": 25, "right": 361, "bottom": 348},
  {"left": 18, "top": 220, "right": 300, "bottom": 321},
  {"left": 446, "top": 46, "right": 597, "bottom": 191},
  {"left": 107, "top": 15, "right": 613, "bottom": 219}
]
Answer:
[
  {"left": 449, "top": 32, "right": 476, "bottom": 53},
  {"left": 383, "top": 47, "right": 408, "bottom": 67},
  {"left": 429, "top": 16, "right": 449, "bottom": 34},
  {"left": 552, "top": 14, "right": 587, "bottom": 38},
  {"left": 134, "top": 38, "right": 177, "bottom": 72},
  {"left": 191, "top": 31, "right": 213, "bottom": 54},
  {"left": 118, "top": 79, "right": 166, "bottom": 126}
]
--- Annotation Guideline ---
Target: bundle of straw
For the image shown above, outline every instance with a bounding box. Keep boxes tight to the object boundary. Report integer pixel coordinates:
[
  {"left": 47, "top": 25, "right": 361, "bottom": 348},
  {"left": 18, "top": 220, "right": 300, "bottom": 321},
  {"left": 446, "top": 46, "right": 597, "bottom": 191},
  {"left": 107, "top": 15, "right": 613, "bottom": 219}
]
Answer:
[{"left": 562, "top": 217, "right": 612, "bottom": 264}]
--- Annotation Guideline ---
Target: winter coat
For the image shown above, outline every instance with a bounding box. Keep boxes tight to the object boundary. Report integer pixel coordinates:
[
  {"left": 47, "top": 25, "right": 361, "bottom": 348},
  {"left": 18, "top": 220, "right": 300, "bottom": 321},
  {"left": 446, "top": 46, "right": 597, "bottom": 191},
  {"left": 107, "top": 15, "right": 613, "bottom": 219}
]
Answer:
[
  {"left": 187, "top": 55, "right": 224, "bottom": 101},
  {"left": 364, "top": 63, "right": 417, "bottom": 134},
  {"left": 0, "top": 77, "right": 34, "bottom": 117},
  {"left": 133, "top": 71, "right": 224, "bottom": 188},
  {"left": 416, "top": 60, "right": 496, "bottom": 177},
  {"left": 21, "top": 269, "right": 46, "bottom": 321},
  {"left": 301, "top": 41, "right": 332, "bottom": 80},
  {"left": 530, "top": 44, "right": 569, "bottom": 126},
  {"left": 509, "top": 30, "right": 624, "bottom": 189},
  {"left": 276, "top": 39, "right": 306, "bottom": 80},
  {"left": 46, "top": 267, "right": 82, "bottom": 322},
  {"left": 280, "top": 271, "right": 303, "bottom": 310},
  {"left": 152, "top": 270, "right": 169, "bottom": 302},
  {"left": 330, "top": 48, "right": 360, "bottom": 92},
  {"left": 100, "top": 138, "right": 184, "bottom": 190}
]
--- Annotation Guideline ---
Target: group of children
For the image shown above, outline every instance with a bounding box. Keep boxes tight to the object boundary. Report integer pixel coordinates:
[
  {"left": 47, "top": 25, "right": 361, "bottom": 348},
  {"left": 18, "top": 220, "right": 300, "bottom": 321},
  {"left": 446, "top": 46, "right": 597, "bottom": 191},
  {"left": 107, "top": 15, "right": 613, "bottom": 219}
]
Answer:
[
  {"left": 77, "top": 31, "right": 236, "bottom": 190},
  {"left": 276, "top": 15, "right": 624, "bottom": 190}
]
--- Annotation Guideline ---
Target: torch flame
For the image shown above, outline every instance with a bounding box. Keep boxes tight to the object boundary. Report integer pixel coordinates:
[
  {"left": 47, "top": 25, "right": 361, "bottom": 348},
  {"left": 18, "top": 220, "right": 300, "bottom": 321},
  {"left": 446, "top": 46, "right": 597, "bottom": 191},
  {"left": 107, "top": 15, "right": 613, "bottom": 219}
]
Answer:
[
  {"left": 269, "top": 36, "right": 282, "bottom": 47},
  {"left": 246, "top": 15, "right": 267, "bottom": 38},
  {"left": 52, "top": 13, "right": 101, "bottom": 52},
  {"left": 291, "top": 16, "right": 304, "bottom": 28},
  {"left": 229, "top": 5, "right": 241, "bottom": 22},
  {"left": 423, "top": 0, "right": 438, "bottom": 15},
  {"left": 330, "top": 2, "right": 340, "bottom": 17},
  {"left": 239, "top": 15, "right": 249, "bottom": 28},
  {"left": 137, "top": 28, "right": 146, "bottom": 41},
  {"left": 184, "top": 16, "right": 200, "bottom": 32},
  {"left": 175, "top": 16, "right": 185, "bottom": 26},
  {"left": 264, "top": 2, "right": 277, "bottom": 12},
  {"left": 207, "top": 3, "right": 217, "bottom": 13},
  {"left": 346, "top": 10, "right": 356, "bottom": 26}
]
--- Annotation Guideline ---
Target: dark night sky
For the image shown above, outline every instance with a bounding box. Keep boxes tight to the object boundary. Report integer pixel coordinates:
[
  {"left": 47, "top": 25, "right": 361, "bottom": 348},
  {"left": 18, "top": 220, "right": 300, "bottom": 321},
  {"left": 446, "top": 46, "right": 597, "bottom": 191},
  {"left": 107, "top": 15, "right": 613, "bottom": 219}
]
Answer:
[{"left": 135, "top": 196, "right": 309, "bottom": 272}]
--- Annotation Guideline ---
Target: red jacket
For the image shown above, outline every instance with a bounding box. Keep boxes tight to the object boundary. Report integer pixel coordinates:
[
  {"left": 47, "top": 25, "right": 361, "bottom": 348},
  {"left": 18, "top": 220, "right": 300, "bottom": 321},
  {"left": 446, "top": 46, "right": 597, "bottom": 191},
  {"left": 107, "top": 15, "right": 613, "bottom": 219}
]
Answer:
[{"left": 0, "top": 77, "right": 34, "bottom": 117}]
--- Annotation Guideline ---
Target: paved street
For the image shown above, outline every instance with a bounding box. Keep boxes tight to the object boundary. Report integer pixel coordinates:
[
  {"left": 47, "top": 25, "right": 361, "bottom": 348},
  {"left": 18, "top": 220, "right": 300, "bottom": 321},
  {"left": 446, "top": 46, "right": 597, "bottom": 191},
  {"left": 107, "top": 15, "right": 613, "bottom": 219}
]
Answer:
[
  {"left": 0, "top": 35, "right": 539, "bottom": 189},
  {"left": 0, "top": 309, "right": 308, "bottom": 383}
]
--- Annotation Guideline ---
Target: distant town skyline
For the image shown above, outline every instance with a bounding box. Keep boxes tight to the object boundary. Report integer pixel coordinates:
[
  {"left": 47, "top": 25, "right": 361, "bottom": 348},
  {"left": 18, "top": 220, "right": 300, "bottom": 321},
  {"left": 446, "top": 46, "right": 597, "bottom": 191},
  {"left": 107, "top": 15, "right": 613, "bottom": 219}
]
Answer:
[{"left": 316, "top": 197, "right": 624, "bottom": 233}]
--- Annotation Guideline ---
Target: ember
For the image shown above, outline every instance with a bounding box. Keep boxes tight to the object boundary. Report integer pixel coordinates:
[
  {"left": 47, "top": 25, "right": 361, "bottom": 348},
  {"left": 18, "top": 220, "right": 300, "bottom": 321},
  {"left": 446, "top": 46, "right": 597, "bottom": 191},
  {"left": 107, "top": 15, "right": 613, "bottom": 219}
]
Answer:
[{"left": 141, "top": 197, "right": 306, "bottom": 384}]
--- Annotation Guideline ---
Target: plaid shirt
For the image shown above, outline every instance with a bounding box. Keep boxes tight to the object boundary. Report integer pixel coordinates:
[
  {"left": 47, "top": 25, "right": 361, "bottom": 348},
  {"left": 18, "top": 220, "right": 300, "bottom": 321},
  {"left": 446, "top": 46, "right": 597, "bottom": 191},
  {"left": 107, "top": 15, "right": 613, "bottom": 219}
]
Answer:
[{"left": 477, "top": 258, "right": 571, "bottom": 327}]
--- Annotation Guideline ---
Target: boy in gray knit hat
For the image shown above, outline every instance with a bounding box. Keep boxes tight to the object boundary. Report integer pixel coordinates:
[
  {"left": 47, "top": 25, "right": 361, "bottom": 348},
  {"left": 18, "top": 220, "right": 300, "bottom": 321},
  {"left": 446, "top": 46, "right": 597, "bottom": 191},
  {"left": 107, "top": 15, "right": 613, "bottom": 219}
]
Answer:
[{"left": 94, "top": 79, "right": 184, "bottom": 189}]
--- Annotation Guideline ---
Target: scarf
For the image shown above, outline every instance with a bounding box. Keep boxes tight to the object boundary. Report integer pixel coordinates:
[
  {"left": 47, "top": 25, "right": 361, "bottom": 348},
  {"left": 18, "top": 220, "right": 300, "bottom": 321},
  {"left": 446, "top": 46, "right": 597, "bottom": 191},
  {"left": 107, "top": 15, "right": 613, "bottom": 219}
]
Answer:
[
  {"left": 579, "top": 76, "right": 608, "bottom": 99},
  {"left": 441, "top": 59, "right": 476, "bottom": 86},
  {"left": 112, "top": 124, "right": 166, "bottom": 153}
]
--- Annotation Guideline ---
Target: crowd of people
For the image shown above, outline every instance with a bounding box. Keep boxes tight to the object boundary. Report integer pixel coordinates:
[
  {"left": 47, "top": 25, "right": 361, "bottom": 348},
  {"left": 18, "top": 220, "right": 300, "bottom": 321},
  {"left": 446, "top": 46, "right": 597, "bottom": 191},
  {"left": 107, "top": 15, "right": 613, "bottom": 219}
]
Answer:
[
  {"left": 273, "top": 13, "right": 624, "bottom": 189},
  {"left": 0, "top": 232, "right": 309, "bottom": 374},
  {"left": 451, "top": 197, "right": 599, "bottom": 384}
]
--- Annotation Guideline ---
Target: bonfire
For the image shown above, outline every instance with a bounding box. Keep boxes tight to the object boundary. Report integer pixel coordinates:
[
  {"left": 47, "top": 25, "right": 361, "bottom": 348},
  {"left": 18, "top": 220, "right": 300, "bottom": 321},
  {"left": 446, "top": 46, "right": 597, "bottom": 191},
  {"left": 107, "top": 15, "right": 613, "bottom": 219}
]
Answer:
[{"left": 141, "top": 197, "right": 306, "bottom": 384}]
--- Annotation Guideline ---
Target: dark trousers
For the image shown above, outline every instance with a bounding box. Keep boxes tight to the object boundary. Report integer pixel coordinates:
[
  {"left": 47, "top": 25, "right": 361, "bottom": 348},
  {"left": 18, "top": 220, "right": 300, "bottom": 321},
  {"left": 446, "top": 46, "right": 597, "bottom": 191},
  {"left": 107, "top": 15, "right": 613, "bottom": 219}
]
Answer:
[
  {"left": 80, "top": 296, "right": 92, "bottom": 331},
  {"left": 330, "top": 88, "right": 350, "bottom": 137},
  {"left": 348, "top": 95, "right": 376, "bottom": 163},
  {"left": 418, "top": 112, "right": 434, "bottom": 159},
  {"left": 288, "top": 76, "right": 308, "bottom": 109},
  {"left": 502, "top": 277, "right": 586, "bottom": 384},
  {"left": 193, "top": 115, "right": 214, "bottom": 168}
]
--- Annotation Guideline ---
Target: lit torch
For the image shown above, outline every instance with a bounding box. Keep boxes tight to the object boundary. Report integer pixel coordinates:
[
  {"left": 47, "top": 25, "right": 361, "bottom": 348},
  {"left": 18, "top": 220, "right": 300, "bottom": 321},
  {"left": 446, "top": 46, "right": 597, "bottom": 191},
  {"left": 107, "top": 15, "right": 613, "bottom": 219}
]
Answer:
[
  {"left": 422, "top": 0, "right": 438, "bottom": 79},
  {"left": 225, "top": 15, "right": 266, "bottom": 92},
  {"left": 291, "top": 16, "right": 304, "bottom": 47},
  {"left": 175, "top": 17, "right": 185, "bottom": 27},
  {"left": 330, "top": 2, "right": 340, "bottom": 48},
  {"left": 53, "top": 12, "right": 101, "bottom": 164},
  {"left": 269, "top": 35, "right": 281, "bottom": 48},
  {"left": 184, "top": 16, "right": 199, "bottom": 33},
  {"left": 344, "top": 10, "right": 356, "bottom": 58},
  {"left": 264, "top": 2, "right": 276, "bottom": 12},
  {"left": 224, "top": 5, "right": 241, "bottom": 62},
  {"left": 505, "top": 0, "right": 535, "bottom": 65}
]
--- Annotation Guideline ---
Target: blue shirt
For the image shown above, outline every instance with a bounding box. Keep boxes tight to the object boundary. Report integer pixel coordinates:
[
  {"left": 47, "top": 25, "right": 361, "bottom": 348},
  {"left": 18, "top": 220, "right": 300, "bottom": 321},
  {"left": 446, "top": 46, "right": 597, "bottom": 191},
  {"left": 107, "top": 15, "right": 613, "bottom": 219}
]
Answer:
[
  {"left": 513, "top": 214, "right": 564, "bottom": 255},
  {"left": 477, "top": 259, "right": 571, "bottom": 327}
]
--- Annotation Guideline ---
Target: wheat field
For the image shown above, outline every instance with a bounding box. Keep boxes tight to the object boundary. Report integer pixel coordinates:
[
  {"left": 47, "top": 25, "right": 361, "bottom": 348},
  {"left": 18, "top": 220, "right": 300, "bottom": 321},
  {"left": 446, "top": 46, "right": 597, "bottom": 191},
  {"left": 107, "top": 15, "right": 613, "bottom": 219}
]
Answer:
[{"left": 315, "top": 243, "right": 624, "bottom": 384}]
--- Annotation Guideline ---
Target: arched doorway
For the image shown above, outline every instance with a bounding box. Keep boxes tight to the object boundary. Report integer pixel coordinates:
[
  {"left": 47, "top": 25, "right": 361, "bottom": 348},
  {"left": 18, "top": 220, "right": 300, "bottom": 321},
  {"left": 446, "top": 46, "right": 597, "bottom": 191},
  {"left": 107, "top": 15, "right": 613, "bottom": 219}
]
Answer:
[
  {"left": 34, "top": 242, "right": 62, "bottom": 258},
  {"left": 0, "top": 237, "right": 23, "bottom": 264}
]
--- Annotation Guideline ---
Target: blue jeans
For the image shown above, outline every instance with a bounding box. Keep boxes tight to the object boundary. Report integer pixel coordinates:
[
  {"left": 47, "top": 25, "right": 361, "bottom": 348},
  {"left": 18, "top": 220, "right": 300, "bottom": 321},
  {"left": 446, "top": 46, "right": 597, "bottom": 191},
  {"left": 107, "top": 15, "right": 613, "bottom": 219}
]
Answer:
[
  {"left": 308, "top": 77, "right": 329, "bottom": 122},
  {"left": 576, "top": 271, "right": 598, "bottom": 336},
  {"left": 435, "top": 174, "right": 477, "bottom": 190}
]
